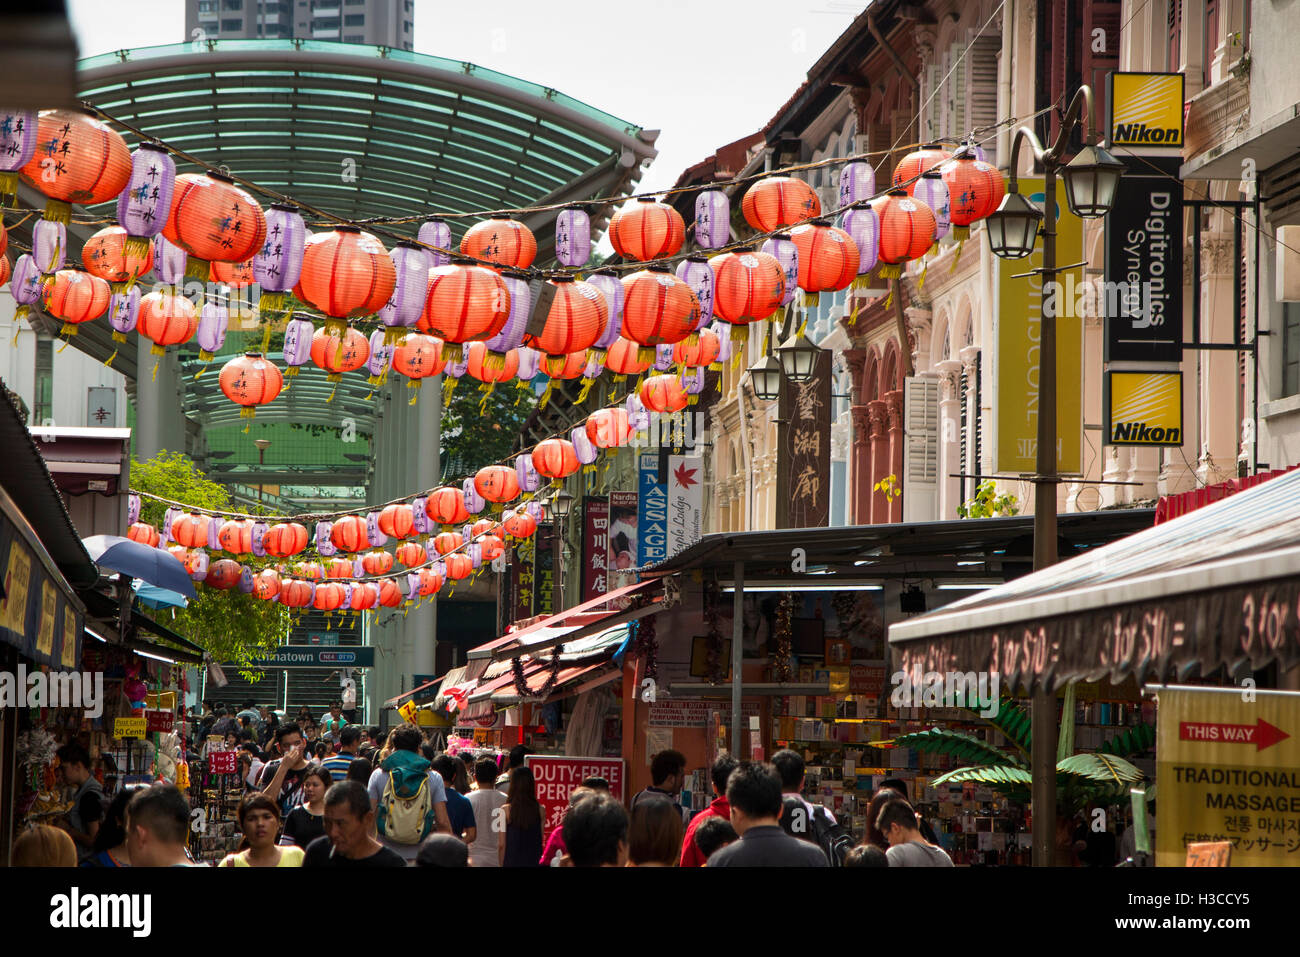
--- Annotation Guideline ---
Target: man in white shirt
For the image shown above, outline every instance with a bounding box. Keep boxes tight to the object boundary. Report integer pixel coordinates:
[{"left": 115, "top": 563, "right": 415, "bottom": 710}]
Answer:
[{"left": 466, "top": 756, "right": 508, "bottom": 866}]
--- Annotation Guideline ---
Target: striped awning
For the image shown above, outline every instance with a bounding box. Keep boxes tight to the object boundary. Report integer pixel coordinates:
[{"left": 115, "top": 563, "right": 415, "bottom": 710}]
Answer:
[{"left": 889, "top": 468, "right": 1300, "bottom": 692}]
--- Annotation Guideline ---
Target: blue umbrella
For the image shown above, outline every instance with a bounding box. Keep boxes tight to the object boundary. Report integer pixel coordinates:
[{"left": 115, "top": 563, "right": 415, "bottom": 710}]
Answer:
[
  {"left": 133, "top": 579, "right": 190, "bottom": 610},
  {"left": 82, "top": 535, "right": 198, "bottom": 599}
]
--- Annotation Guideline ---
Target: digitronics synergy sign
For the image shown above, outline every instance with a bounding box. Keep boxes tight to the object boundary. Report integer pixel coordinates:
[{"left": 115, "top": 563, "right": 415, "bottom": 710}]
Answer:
[{"left": 1107, "top": 72, "right": 1185, "bottom": 150}]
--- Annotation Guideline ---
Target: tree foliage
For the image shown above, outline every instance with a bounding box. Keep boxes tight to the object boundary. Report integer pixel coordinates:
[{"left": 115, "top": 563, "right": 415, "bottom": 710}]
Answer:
[
  {"left": 957, "top": 479, "right": 1020, "bottom": 518},
  {"left": 440, "top": 378, "right": 534, "bottom": 476},
  {"left": 131, "top": 451, "right": 289, "bottom": 674}
]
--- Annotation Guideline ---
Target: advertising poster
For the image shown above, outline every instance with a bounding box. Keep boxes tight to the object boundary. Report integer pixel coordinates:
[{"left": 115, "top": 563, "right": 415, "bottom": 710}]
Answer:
[
  {"left": 526, "top": 755, "right": 625, "bottom": 839},
  {"left": 637, "top": 452, "right": 667, "bottom": 568},
  {"left": 665, "top": 455, "right": 702, "bottom": 558}
]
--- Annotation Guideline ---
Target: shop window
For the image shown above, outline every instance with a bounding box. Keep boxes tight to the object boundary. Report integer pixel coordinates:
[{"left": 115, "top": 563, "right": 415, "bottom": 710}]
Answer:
[
  {"left": 344, "top": 13, "right": 364, "bottom": 25},
  {"left": 1168, "top": 0, "right": 1182, "bottom": 72},
  {"left": 1281, "top": 303, "right": 1300, "bottom": 397},
  {"left": 33, "top": 337, "right": 53, "bottom": 427},
  {"left": 221, "top": 18, "right": 243, "bottom": 30}
]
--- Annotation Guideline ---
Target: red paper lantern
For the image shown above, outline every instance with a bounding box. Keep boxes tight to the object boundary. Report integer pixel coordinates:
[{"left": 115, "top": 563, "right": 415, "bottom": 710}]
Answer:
[
  {"left": 540, "top": 351, "right": 588, "bottom": 380},
  {"left": 313, "top": 581, "right": 347, "bottom": 611},
  {"left": 526, "top": 277, "right": 608, "bottom": 358},
  {"left": 465, "top": 341, "right": 519, "bottom": 384},
  {"left": 942, "top": 156, "right": 1006, "bottom": 238},
  {"left": 378, "top": 504, "right": 415, "bottom": 540},
  {"left": 640, "top": 374, "right": 689, "bottom": 413},
  {"left": 127, "top": 522, "right": 160, "bottom": 548},
  {"left": 163, "top": 172, "right": 267, "bottom": 264},
  {"left": 789, "top": 222, "right": 860, "bottom": 295},
  {"left": 20, "top": 110, "right": 131, "bottom": 216},
  {"left": 531, "top": 438, "right": 579, "bottom": 479},
  {"left": 871, "top": 190, "right": 937, "bottom": 277},
  {"left": 471, "top": 519, "right": 503, "bottom": 539},
  {"left": 310, "top": 325, "right": 370, "bottom": 377},
  {"left": 673, "top": 328, "right": 721, "bottom": 367},
  {"left": 396, "top": 542, "right": 427, "bottom": 567},
  {"left": 280, "top": 579, "right": 313, "bottom": 608},
  {"left": 293, "top": 561, "right": 323, "bottom": 581},
  {"left": 378, "top": 579, "right": 403, "bottom": 607},
  {"left": 253, "top": 568, "right": 282, "bottom": 600},
  {"left": 425, "top": 486, "right": 470, "bottom": 526},
  {"left": 205, "top": 559, "right": 241, "bottom": 590},
  {"left": 350, "top": 582, "right": 378, "bottom": 611},
  {"left": 218, "top": 353, "right": 283, "bottom": 417},
  {"left": 298, "top": 227, "right": 396, "bottom": 319},
  {"left": 433, "top": 532, "right": 464, "bottom": 556},
  {"left": 330, "top": 514, "right": 369, "bottom": 553},
  {"left": 325, "top": 558, "right": 354, "bottom": 579},
  {"left": 264, "top": 522, "right": 308, "bottom": 558},
  {"left": 392, "top": 333, "right": 446, "bottom": 382},
  {"left": 741, "top": 176, "right": 820, "bottom": 232},
  {"left": 209, "top": 258, "right": 256, "bottom": 288},
  {"left": 460, "top": 217, "right": 537, "bottom": 269},
  {"left": 444, "top": 553, "right": 473, "bottom": 580},
  {"left": 479, "top": 535, "right": 505, "bottom": 562},
  {"left": 0, "top": 254, "right": 10, "bottom": 289},
  {"left": 620, "top": 268, "right": 699, "bottom": 348},
  {"left": 419, "top": 261, "right": 511, "bottom": 347},
  {"left": 417, "top": 568, "right": 443, "bottom": 596},
  {"left": 170, "top": 513, "right": 211, "bottom": 549},
  {"left": 43, "top": 269, "right": 110, "bottom": 337},
  {"left": 137, "top": 289, "right": 199, "bottom": 355},
  {"left": 608, "top": 198, "right": 686, "bottom": 262},
  {"left": 502, "top": 510, "right": 538, "bottom": 539},
  {"left": 892, "top": 145, "right": 953, "bottom": 191},
  {"left": 604, "top": 337, "right": 651, "bottom": 377},
  {"left": 217, "top": 519, "right": 254, "bottom": 554},
  {"left": 361, "top": 550, "right": 394, "bottom": 576},
  {"left": 586, "top": 407, "right": 635, "bottom": 448},
  {"left": 167, "top": 545, "right": 203, "bottom": 577},
  {"left": 475, "top": 465, "right": 520, "bottom": 504},
  {"left": 83, "top": 226, "right": 153, "bottom": 283},
  {"left": 709, "top": 250, "right": 785, "bottom": 324}
]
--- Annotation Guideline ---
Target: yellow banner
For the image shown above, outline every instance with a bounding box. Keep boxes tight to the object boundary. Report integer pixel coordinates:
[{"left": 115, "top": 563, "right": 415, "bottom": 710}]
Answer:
[
  {"left": 1107, "top": 371, "right": 1182, "bottom": 445},
  {"left": 995, "top": 177, "right": 1083, "bottom": 473},
  {"left": 1110, "top": 72, "right": 1184, "bottom": 149},
  {"left": 60, "top": 603, "right": 77, "bottom": 670},
  {"left": 114, "top": 717, "right": 147, "bottom": 740},
  {"left": 1156, "top": 686, "right": 1300, "bottom": 866},
  {"left": 36, "top": 581, "right": 56, "bottom": 657},
  {"left": 398, "top": 698, "right": 418, "bottom": 724},
  {"left": 0, "top": 541, "right": 33, "bottom": 636}
]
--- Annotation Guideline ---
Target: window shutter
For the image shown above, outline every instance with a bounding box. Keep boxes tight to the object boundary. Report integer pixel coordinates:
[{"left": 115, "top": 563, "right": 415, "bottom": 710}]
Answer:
[
  {"left": 923, "top": 63, "right": 944, "bottom": 140},
  {"left": 949, "top": 41, "right": 969, "bottom": 142},
  {"left": 1049, "top": 0, "right": 1071, "bottom": 144},
  {"left": 903, "top": 376, "right": 940, "bottom": 521},
  {"left": 959, "top": 363, "right": 969, "bottom": 504},
  {"left": 965, "top": 33, "right": 1001, "bottom": 164},
  {"left": 1082, "top": 1, "right": 1121, "bottom": 133}
]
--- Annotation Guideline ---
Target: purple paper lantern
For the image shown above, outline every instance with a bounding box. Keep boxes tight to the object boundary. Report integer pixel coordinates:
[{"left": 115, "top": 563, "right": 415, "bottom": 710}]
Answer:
[
  {"left": 366, "top": 511, "right": 388, "bottom": 547},
  {"left": 10, "top": 255, "right": 42, "bottom": 321},
  {"left": 162, "top": 508, "right": 177, "bottom": 543},
  {"left": 126, "top": 493, "right": 141, "bottom": 526},
  {"left": 342, "top": 583, "right": 354, "bottom": 610},
  {"left": 586, "top": 271, "right": 625, "bottom": 351},
  {"left": 352, "top": 557, "right": 365, "bottom": 578},
  {"left": 462, "top": 478, "right": 485, "bottom": 516},
  {"left": 412, "top": 498, "right": 430, "bottom": 536},
  {"left": 418, "top": 217, "right": 452, "bottom": 268},
  {"left": 682, "top": 366, "right": 706, "bottom": 400},
  {"left": 839, "top": 161, "right": 877, "bottom": 208},
  {"left": 238, "top": 565, "right": 255, "bottom": 593},
  {"left": 516, "top": 346, "right": 541, "bottom": 382},
  {"left": 0, "top": 109, "right": 37, "bottom": 196},
  {"left": 626, "top": 393, "right": 649, "bottom": 431},
  {"left": 761, "top": 234, "right": 799, "bottom": 306},
  {"left": 253, "top": 203, "right": 306, "bottom": 294},
  {"left": 555, "top": 205, "right": 591, "bottom": 267},
  {"left": 524, "top": 500, "right": 544, "bottom": 523},
  {"left": 33, "top": 219, "right": 65, "bottom": 274},
  {"left": 251, "top": 522, "right": 267, "bottom": 558},
  {"left": 188, "top": 548, "right": 209, "bottom": 581},
  {"left": 516, "top": 452, "right": 541, "bottom": 493},
  {"left": 117, "top": 144, "right": 175, "bottom": 243},
  {"left": 282, "top": 317, "right": 313, "bottom": 371},
  {"left": 424, "top": 539, "right": 438, "bottom": 562},
  {"left": 483, "top": 271, "right": 531, "bottom": 356},
  {"left": 153, "top": 234, "right": 187, "bottom": 285},
  {"left": 570, "top": 426, "right": 598, "bottom": 466},
  {"left": 695, "top": 189, "right": 730, "bottom": 249},
  {"left": 676, "top": 256, "right": 714, "bottom": 328},
  {"left": 468, "top": 543, "right": 483, "bottom": 570},
  {"left": 840, "top": 205, "right": 880, "bottom": 275},
  {"left": 913, "top": 172, "right": 950, "bottom": 241},
  {"left": 710, "top": 320, "right": 733, "bottom": 362},
  {"left": 108, "top": 287, "right": 141, "bottom": 342},
  {"left": 367, "top": 329, "right": 394, "bottom": 385},
  {"left": 197, "top": 301, "right": 227, "bottom": 361},
  {"left": 378, "top": 241, "right": 431, "bottom": 333},
  {"left": 444, "top": 351, "right": 468, "bottom": 380},
  {"left": 315, "top": 521, "right": 337, "bottom": 558},
  {"left": 654, "top": 343, "right": 674, "bottom": 371},
  {"left": 206, "top": 517, "right": 221, "bottom": 551}
]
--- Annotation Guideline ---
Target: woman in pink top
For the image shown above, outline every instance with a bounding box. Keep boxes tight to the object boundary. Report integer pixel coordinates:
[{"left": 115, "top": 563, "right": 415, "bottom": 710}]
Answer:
[{"left": 540, "top": 787, "right": 595, "bottom": 866}]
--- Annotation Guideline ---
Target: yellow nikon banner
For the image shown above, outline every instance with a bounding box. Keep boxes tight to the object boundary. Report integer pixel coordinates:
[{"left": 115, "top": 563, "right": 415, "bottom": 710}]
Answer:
[
  {"left": 995, "top": 177, "right": 1083, "bottom": 474},
  {"left": 1156, "top": 685, "right": 1300, "bottom": 866},
  {"left": 1108, "top": 72, "right": 1185, "bottom": 150},
  {"left": 1105, "top": 370, "right": 1183, "bottom": 445}
]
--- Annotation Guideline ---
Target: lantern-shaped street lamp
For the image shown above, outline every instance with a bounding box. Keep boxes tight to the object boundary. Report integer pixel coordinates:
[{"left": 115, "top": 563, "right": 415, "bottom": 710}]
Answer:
[
  {"left": 984, "top": 192, "right": 1044, "bottom": 260},
  {"left": 776, "top": 331, "right": 820, "bottom": 383},
  {"left": 1061, "top": 144, "right": 1126, "bottom": 220},
  {"left": 748, "top": 354, "right": 782, "bottom": 402}
]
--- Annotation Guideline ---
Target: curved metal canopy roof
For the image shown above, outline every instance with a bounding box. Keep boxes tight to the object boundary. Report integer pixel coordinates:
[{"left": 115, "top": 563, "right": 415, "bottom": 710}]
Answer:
[{"left": 181, "top": 356, "right": 380, "bottom": 432}]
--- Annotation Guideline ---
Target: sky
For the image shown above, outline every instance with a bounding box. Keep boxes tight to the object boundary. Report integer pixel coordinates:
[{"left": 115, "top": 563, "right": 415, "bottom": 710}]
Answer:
[{"left": 67, "top": 0, "right": 864, "bottom": 195}]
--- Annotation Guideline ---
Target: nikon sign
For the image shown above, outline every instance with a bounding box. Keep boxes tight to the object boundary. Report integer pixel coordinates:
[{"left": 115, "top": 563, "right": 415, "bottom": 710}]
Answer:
[
  {"left": 1107, "top": 72, "right": 1184, "bottom": 152},
  {"left": 1105, "top": 371, "right": 1183, "bottom": 447}
]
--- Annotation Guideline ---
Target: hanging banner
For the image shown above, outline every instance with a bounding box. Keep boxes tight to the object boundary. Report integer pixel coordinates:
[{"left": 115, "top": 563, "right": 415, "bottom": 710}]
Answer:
[
  {"left": 534, "top": 524, "right": 555, "bottom": 618},
  {"left": 776, "top": 349, "right": 832, "bottom": 527},
  {"left": 637, "top": 452, "right": 667, "bottom": 568},
  {"left": 995, "top": 176, "right": 1084, "bottom": 474},
  {"left": 665, "top": 455, "right": 703, "bottom": 558},
  {"left": 1103, "top": 157, "right": 1183, "bottom": 363},
  {"left": 1107, "top": 71, "right": 1185, "bottom": 152},
  {"left": 511, "top": 538, "right": 534, "bottom": 622},
  {"left": 581, "top": 497, "right": 611, "bottom": 602},
  {"left": 1105, "top": 370, "right": 1183, "bottom": 446},
  {"left": 1156, "top": 686, "right": 1300, "bottom": 867},
  {"left": 0, "top": 511, "right": 84, "bottom": 670}
]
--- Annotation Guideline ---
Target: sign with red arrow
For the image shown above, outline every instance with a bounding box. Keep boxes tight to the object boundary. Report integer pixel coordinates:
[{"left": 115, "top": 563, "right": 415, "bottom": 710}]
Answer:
[{"left": 1179, "top": 718, "right": 1290, "bottom": 751}]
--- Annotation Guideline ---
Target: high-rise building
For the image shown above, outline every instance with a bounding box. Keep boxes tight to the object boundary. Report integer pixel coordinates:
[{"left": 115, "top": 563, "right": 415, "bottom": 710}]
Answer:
[{"left": 185, "top": 0, "right": 414, "bottom": 50}]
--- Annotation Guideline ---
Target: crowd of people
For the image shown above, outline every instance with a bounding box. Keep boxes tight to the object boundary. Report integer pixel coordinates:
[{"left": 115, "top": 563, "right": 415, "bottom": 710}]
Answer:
[{"left": 24, "top": 697, "right": 955, "bottom": 868}]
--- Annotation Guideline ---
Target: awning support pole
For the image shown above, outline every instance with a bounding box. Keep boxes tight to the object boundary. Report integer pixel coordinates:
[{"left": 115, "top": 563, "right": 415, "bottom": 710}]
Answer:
[{"left": 731, "top": 560, "right": 743, "bottom": 756}]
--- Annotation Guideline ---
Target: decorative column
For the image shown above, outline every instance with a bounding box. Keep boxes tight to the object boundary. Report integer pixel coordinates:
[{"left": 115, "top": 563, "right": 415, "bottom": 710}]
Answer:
[
  {"left": 935, "top": 359, "right": 963, "bottom": 518},
  {"left": 850, "top": 405, "right": 872, "bottom": 524},
  {"left": 959, "top": 345, "right": 981, "bottom": 507},
  {"left": 867, "top": 400, "right": 890, "bottom": 524},
  {"left": 885, "top": 389, "right": 904, "bottom": 523}
]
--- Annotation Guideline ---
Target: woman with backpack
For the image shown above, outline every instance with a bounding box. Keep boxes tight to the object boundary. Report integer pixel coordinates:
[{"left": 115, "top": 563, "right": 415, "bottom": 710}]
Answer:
[
  {"left": 498, "top": 766, "right": 543, "bottom": 867},
  {"left": 366, "top": 725, "right": 452, "bottom": 863}
]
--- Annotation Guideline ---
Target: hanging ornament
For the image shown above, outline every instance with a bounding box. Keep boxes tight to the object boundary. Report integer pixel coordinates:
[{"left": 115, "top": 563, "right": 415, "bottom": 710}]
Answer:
[
  {"left": 570, "top": 425, "right": 599, "bottom": 474},
  {"left": 378, "top": 240, "right": 432, "bottom": 343},
  {"left": 503, "top": 509, "right": 538, "bottom": 539},
  {"left": 418, "top": 217, "right": 453, "bottom": 267},
  {"left": 126, "top": 494, "right": 141, "bottom": 527},
  {"left": 217, "top": 519, "right": 255, "bottom": 554},
  {"left": 604, "top": 336, "right": 651, "bottom": 380},
  {"left": 586, "top": 407, "right": 634, "bottom": 449},
  {"left": 839, "top": 160, "right": 876, "bottom": 208},
  {"left": 309, "top": 325, "right": 370, "bottom": 385},
  {"left": 709, "top": 250, "right": 785, "bottom": 346},
  {"left": 462, "top": 477, "right": 486, "bottom": 516},
  {"left": 170, "top": 513, "right": 211, "bottom": 549},
  {"left": 82, "top": 225, "right": 153, "bottom": 286},
  {"left": 432, "top": 532, "right": 463, "bottom": 557},
  {"left": 789, "top": 221, "right": 860, "bottom": 301},
  {"left": 116, "top": 143, "right": 175, "bottom": 261},
  {"left": 760, "top": 234, "right": 799, "bottom": 306},
  {"left": 204, "top": 560, "right": 240, "bottom": 591},
  {"left": 475, "top": 465, "right": 521, "bottom": 505},
  {"left": 391, "top": 332, "right": 446, "bottom": 403},
  {"left": 515, "top": 452, "right": 541, "bottom": 495},
  {"left": 264, "top": 522, "right": 309, "bottom": 558},
  {"left": 619, "top": 268, "right": 700, "bottom": 358},
  {"left": 676, "top": 255, "right": 715, "bottom": 330},
  {"left": 527, "top": 276, "right": 608, "bottom": 359},
  {"left": 609, "top": 197, "right": 685, "bottom": 261},
  {"left": 941, "top": 155, "right": 1006, "bottom": 240},
  {"left": 196, "top": 300, "right": 228, "bottom": 363},
  {"left": 330, "top": 515, "right": 369, "bottom": 554},
  {"left": 138, "top": 288, "right": 199, "bottom": 357},
  {"left": 694, "top": 189, "right": 730, "bottom": 250},
  {"left": 298, "top": 227, "right": 395, "bottom": 339},
  {"left": 893, "top": 145, "right": 953, "bottom": 191},
  {"left": 378, "top": 503, "right": 416, "bottom": 540},
  {"left": 164, "top": 172, "right": 267, "bottom": 276},
  {"left": 419, "top": 259, "right": 511, "bottom": 362},
  {"left": 516, "top": 346, "right": 541, "bottom": 383},
  {"left": 870, "top": 190, "right": 937, "bottom": 280},
  {"left": 366, "top": 329, "right": 395, "bottom": 391},
  {"left": 445, "top": 553, "right": 473, "bottom": 581},
  {"left": 653, "top": 343, "right": 675, "bottom": 371},
  {"left": 362, "top": 550, "right": 394, "bottom": 576},
  {"left": 314, "top": 522, "right": 336, "bottom": 558},
  {"left": 426, "top": 486, "right": 470, "bottom": 526},
  {"left": 217, "top": 352, "right": 282, "bottom": 423},
  {"left": 152, "top": 234, "right": 187, "bottom": 285},
  {"left": 19, "top": 109, "right": 131, "bottom": 223},
  {"left": 251, "top": 522, "right": 268, "bottom": 558},
  {"left": 11, "top": 255, "right": 42, "bottom": 324},
  {"left": 238, "top": 565, "right": 256, "bottom": 594},
  {"left": 324, "top": 558, "right": 353, "bottom": 580},
  {"left": 912, "top": 171, "right": 951, "bottom": 244},
  {"left": 555, "top": 205, "right": 591, "bottom": 268},
  {"left": 674, "top": 327, "right": 720, "bottom": 367},
  {"left": 252, "top": 203, "right": 306, "bottom": 325},
  {"left": 742, "top": 176, "right": 820, "bottom": 232},
  {"left": 0, "top": 108, "right": 37, "bottom": 200},
  {"left": 682, "top": 365, "right": 707, "bottom": 404},
  {"left": 127, "top": 522, "right": 160, "bottom": 547},
  {"left": 626, "top": 392, "right": 650, "bottom": 431},
  {"left": 32, "top": 219, "right": 65, "bottom": 275},
  {"left": 281, "top": 316, "right": 313, "bottom": 383},
  {"left": 107, "top": 287, "right": 142, "bottom": 351},
  {"left": 532, "top": 438, "right": 580, "bottom": 480},
  {"left": 840, "top": 204, "right": 881, "bottom": 286},
  {"left": 640, "top": 374, "right": 689, "bottom": 413},
  {"left": 396, "top": 541, "right": 426, "bottom": 568},
  {"left": 43, "top": 268, "right": 110, "bottom": 337},
  {"left": 461, "top": 216, "right": 537, "bottom": 269}
]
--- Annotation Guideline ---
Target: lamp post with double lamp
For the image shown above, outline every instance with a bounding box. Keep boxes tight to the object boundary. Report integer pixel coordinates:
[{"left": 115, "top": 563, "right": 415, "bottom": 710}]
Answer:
[
  {"left": 254, "top": 438, "right": 271, "bottom": 507},
  {"left": 546, "top": 487, "right": 574, "bottom": 609},
  {"left": 984, "top": 85, "right": 1124, "bottom": 866}
]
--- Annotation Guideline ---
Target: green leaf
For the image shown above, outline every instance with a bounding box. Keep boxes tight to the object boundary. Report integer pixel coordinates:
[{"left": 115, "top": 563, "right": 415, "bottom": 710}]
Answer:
[
  {"left": 1101, "top": 722, "right": 1155, "bottom": 757},
  {"left": 1057, "top": 683, "right": 1077, "bottom": 763},
  {"left": 1056, "top": 752, "right": 1145, "bottom": 786},
  {"left": 884, "top": 728, "right": 1020, "bottom": 768},
  {"left": 932, "top": 764, "right": 1032, "bottom": 787},
  {"left": 950, "top": 695, "right": 1032, "bottom": 758}
]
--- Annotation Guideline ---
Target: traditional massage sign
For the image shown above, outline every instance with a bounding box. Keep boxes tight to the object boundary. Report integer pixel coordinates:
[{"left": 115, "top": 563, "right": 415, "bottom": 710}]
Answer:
[{"left": 1156, "top": 686, "right": 1300, "bottom": 866}]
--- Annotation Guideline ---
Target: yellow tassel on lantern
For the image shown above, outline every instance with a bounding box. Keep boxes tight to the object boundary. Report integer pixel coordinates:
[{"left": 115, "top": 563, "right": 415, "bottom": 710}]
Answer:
[
  {"left": 878, "top": 263, "right": 902, "bottom": 280},
  {"left": 151, "top": 343, "right": 165, "bottom": 357},
  {"left": 636, "top": 345, "right": 655, "bottom": 364},
  {"left": 442, "top": 376, "right": 458, "bottom": 406},
  {"left": 408, "top": 379, "right": 421, "bottom": 406},
  {"left": 15, "top": 304, "right": 30, "bottom": 324},
  {"left": 56, "top": 337, "right": 70, "bottom": 353},
  {"left": 948, "top": 240, "right": 964, "bottom": 272},
  {"left": 261, "top": 324, "right": 273, "bottom": 354},
  {"left": 539, "top": 380, "right": 555, "bottom": 409},
  {"left": 184, "top": 255, "right": 209, "bottom": 281},
  {"left": 152, "top": 360, "right": 160, "bottom": 382},
  {"left": 104, "top": 350, "right": 117, "bottom": 368},
  {"left": 576, "top": 379, "right": 594, "bottom": 403},
  {"left": 917, "top": 264, "right": 928, "bottom": 291},
  {"left": 384, "top": 326, "right": 405, "bottom": 347},
  {"left": 803, "top": 291, "right": 820, "bottom": 308},
  {"left": 444, "top": 341, "right": 464, "bottom": 365},
  {"left": 44, "top": 200, "right": 71, "bottom": 225},
  {"left": 953, "top": 224, "right": 971, "bottom": 241}
]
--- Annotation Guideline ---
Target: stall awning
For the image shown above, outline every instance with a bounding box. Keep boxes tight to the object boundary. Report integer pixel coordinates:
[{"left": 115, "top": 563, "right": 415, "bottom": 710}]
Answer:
[
  {"left": 382, "top": 665, "right": 471, "bottom": 710},
  {"left": 1154, "top": 465, "right": 1297, "bottom": 523},
  {"left": 889, "top": 468, "right": 1300, "bottom": 692}
]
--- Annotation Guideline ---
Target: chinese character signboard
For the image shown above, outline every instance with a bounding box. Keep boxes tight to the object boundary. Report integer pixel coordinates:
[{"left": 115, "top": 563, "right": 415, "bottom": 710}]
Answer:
[
  {"left": 511, "top": 537, "right": 534, "bottom": 622},
  {"left": 582, "top": 497, "right": 610, "bottom": 602},
  {"left": 534, "top": 524, "right": 555, "bottom": 618},
  {"left": 665, "top": 455, "right": 703, "bottom": 557},
  {"left": 777, "top": 349, "right": 832, "bottom": 528},
  {"left": 637, "top": 453, "right": 667, "bottom": 567}
]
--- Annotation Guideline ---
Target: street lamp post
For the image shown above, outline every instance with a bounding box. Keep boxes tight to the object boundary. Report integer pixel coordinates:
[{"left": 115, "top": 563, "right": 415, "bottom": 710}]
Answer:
[
  {"left": 551, "top": 487, "right": 574, "bottom": 609},
  {"left": 254, "top": 438, "right": 271, "bottom": 508},
  {"left": 984, "top": 85, "right": 1123, "bottom": 866}
]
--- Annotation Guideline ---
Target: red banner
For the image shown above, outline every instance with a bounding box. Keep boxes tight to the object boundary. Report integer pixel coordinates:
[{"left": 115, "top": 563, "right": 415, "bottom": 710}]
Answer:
[
  {"left": 145, "top": 710, "right": 173, "bottom": 733},
  {"left": 207, "top": 751, "right": 238, "bottom": 775},
  {"left": 525, "top": 755, "right": 625, "bottom": 839},
  {"left": 581, "top": 497, "right": 611, "bottom": 603}
]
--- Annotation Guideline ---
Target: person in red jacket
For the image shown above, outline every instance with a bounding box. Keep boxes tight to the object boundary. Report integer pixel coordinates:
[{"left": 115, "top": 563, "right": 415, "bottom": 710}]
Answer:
[{"left": 679, "top": 753, "right": 739, "bottom": 867}]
